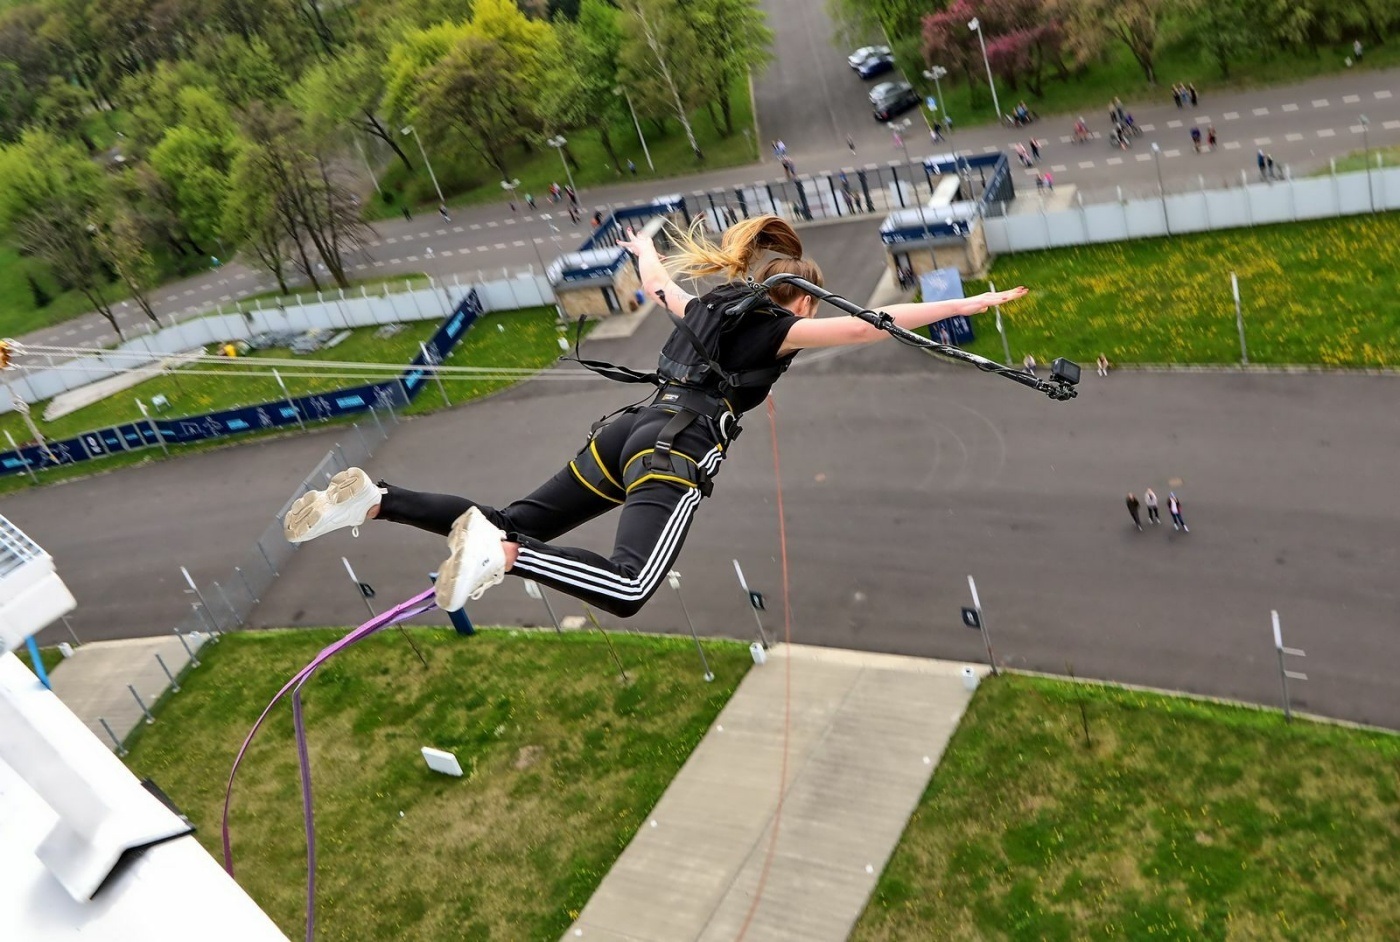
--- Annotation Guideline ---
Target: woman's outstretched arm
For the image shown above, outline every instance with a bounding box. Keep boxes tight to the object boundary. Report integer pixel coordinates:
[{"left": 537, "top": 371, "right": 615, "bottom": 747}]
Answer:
[
  {"left": 780, "top": 286, "right": 1029, "bottom": 352},
  {"left": 618, "top": 232, "right": 695, "bottom": 318}
]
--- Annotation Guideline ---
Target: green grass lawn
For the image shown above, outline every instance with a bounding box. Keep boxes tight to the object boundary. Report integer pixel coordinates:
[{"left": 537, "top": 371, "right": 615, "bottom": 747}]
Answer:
[
  {"left": 371, "top": 74, "right": 758, "bottom": 219},
  {"left": 1324, "top": 145, "right": 1400, "bottom": 174},
  {"left": 852, "top": 673, "right": 1400, "bottom": 941},
  {"left": 966, "top": 212, "right": 1400, "bottom": 367},
  {"left": 0, "top": 243, "right": 139, "bottom": 338},
  {"left": 892, "top": 30, "right": 1400, "bottom": 132},
  {"left": 123, "top": 628, "right": 752, "bottom": 941}
]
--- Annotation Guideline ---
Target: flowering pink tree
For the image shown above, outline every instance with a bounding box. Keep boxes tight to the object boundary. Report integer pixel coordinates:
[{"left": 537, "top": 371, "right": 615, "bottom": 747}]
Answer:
[{"left": 923, "top": 0, "right": 1067, "bottom": 103}]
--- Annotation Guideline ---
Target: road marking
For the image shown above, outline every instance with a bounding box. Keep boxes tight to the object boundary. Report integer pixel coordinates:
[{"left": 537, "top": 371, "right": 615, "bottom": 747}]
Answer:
[
  {"left": 389, "top": 257, "right": 403, "bottom": 264},
  {"left": 1252, "top": 107, "right": 1269, "bottom": 116},
  {"left": 373, "top": 261, "right": 385, "bottom": 267},
  {"left": 1223, "top": 111, "right": 1239, "bottom": 120},
  {"left": 440, "top": 250, "right": 454, "bottom": 257},
  {"left": 1078, "top": 160, "right": 1095, "bottom": 169},
  {"left": 436, "top": 228, "right": 448, "bottom": 235},
  {"left": 1282, "top": 103, "right": 1299, "bottom": 112},
  {"left": 1254, "top": 137, "right": 1272, "bottom": 145},
  {"left": 1139, "top": 123, "right": 1155, "bottom": 131},
  {"left": 471, "top": 223, "right": 482, "bottom": 230},
  {"left": 1384, "top": 120, "right": 1400, "bottom": 130},
  {"left": 1317, "top": 128, "right": 1336, "bottom": 138},
  {"left": 1057, "top": 135, "right": 1071, "bottom": 143},
  {"left": 477, "top": 246, "right": 490, "bottom": 252},
  {"left": 504, "top": 218, "right": 516, "bottom": 225},
  {"left": 64, "top": 328, "right": 77, "bottom": 336},
  {"left": 457, "top": 247, "right": 471, "bottom": 254},
  {"left": 1312, "top": 98, "right": 1328, "bottom": 108},
  {"left": 452, "top": 226, "right": 464, "bottom": 232},
  {"left": 1106, "top": 157, "right": 1123, "bottom": 166},
  {"left": 1286, "top": 133, "right": 1304, "bottom": 142},
  {"left": 1163, "top": 148, "right": 1182, "bottom": 157},
  {"left": 1136, "top": 153, "right": 1152, "bottom": 161},
  {"left": 1342, "top": 94, "right": 1361, "bottom": 103},
  {"left": 183, "top": 289, "right": 195, "bottom": 296},
  {"left": 1167, "top": 119, "right": 1183, "bottom": 128},
  {"left": 218, "top": 294, "right": 231, "bottom": 301},
  {"left": 386, "top": 237, "right": 398, "bottom": 244},
  {"left": 217, "top": 278, "right": 229, "bottom": 286},
  {"left": 368, "top": 240, "right": 381, "bottom": 247},
  {"left": 1222, "top": 141, "right": 1242, "bottom": 150},
  {"left": 406, "top": 255, "right": 419, "bottom": 262},
  {"left": 487, "top": 221, "right": 498, "bottom": 227},
  {"left": 354, "top": 264, "right": 367, "bottom": 271},
  {"left": 1349, "top": 124, "right": 1367, "bottom": 134},
  {"left": 493, "top": 242, "right": 507, "bottom": 249},
  {"left": 1050, "top": 164, "right": 1067, "bottom": 172},
  {"left": 1376, "top": 90, "right": 1394, "bottom": 100},
  {"left": 981, "top": 145, "right": 998, "bottom": 153}
]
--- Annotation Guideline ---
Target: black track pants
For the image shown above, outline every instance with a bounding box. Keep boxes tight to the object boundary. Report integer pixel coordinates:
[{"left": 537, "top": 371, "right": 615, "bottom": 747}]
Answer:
[{"left": 375, "top": 408, "right": 724, "bottom": 617}]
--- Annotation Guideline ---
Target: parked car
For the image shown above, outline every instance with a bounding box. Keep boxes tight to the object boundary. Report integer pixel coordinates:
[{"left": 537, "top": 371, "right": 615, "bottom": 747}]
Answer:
[
  {"left": 847, "top": 45, "right": 891, "bottom": 69},
  {"left": 872, "top": 82, "right": 919, "bottom": 121},
  {"left": 868, "top": 80, "right": 900, "bottom": 104},
  {"left": 854, "top": 49, "right": 895, "bottom": 79}
]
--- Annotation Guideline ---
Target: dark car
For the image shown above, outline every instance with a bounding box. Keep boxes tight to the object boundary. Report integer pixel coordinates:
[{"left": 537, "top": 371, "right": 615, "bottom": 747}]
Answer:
[
  {"left": 872, "top": 82, "right": 919, "bottom": 121},
  {"left": 855, "top": 50, "right": 895, "bottom": 79},
  {"left": 868, "top": 80, "right": 900, "bottom": 104},
  {"left": 847, "top": 45, "right": 891, "bottom": 69}
]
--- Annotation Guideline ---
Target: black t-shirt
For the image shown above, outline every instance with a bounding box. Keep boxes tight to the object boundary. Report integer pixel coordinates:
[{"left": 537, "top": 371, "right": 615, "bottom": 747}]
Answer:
[{"left": 677, "top": 297, "right": 801, "bottom": 415}]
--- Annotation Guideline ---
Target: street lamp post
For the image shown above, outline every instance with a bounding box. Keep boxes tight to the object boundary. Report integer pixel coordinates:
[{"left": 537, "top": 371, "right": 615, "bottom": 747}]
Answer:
[
  {"left": 922, "top": 66, "right": 949, "bottom": 135},
  {"left": 1151, "top": 142, "right": 1170, "bottom": 236},
  {"left": 1360, "top": 114, "right": 1375, "bottom": 213},
  {"left": 546, "top": 135, "right": 576, "bottom": 196},
  {"left": 613, "top": 87, "right": 653, "bottom": 172},
  {"left": 399, "top": 125, "right": 445, "bottom": 207},
  {"left": 967, "top": 18, "right": 1002, "bottom": 126},
  {"left": 501, "top": 177, "right": 521, "bottom": 213}
]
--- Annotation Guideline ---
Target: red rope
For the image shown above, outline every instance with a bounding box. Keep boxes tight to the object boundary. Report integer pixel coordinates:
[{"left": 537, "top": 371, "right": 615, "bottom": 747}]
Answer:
[{"left": 735, "top": 395, "right": 794, "bottom": 940}]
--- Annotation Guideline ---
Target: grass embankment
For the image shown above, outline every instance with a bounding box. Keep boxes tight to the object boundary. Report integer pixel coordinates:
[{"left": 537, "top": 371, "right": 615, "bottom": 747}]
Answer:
[
  {"left": 0, "top": 306, "right": 568, "bottom": 496},
  {"left": 887, "top": 28, "right": 1400, "bottom": 132},
  {"left": 370, "top": 74, "right": 758, "bottom": 219},
  {"left": 124, "top": 628, "right": 751, "bottom": 941},
  {"left": 968, "top": 212, "right": 1400, "bottom": 367},
  {"left": 853, "top": 673, "right": 1400, "bottom": 941}
]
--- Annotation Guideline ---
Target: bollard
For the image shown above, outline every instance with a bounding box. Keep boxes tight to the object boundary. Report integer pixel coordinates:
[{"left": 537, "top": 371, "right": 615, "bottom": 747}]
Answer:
[
  {"left": 213, "top": 580, "right": 242, "bottom": 628},
  {"left": 257, "top": 539, "right": 280, "bottom": 577},
  {"left": 61, "top": 614, "right": 81, "bottom": 647},
  {"left": 100, "top": 717, "right": 128, "bottom": 757},
  {"left": 128, "top": 684, "right": 155, "bottom": 725},
  {"left": 667, "top": 571, "right": 713, "bottom": 682},
  {"left": 236, "top": 565, "right": 259, "bottom": 605},
  {"left": 155, "top": 652, "right": 180, "bottom": 692}
]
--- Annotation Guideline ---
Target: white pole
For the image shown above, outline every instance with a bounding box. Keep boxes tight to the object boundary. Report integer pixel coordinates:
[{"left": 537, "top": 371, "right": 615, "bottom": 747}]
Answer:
[
  {"left": 967, "top": 574, "right": 998, "bottom": 675},
  {"left": 623, "top": 90, "right": 653, "bottom": 171},
  {"left": 1231, "top": 272, "right": 1248, "bottom": 365},
  {"left": 970, "top": 19, "right": 1001, "bottom": 124}
]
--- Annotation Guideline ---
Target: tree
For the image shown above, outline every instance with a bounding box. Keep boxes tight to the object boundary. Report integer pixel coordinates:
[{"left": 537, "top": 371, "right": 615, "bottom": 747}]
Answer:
[
  {"left": 291, "top": 45, "right": 416, "bottom": 171},
  {"left": 223, "top": 151, "right": 292, "bottom": 295},
  {"left": 1049, "top": 0, "right": 1177, "bottom": 85},
  {"left": 618, "top": 0, "right": 704, "bottom": 160},
  {"left": 234, "top": 103, "right": 374, "bottom": 291},
  {"left": 91, "top": 209, "right": 160, "bottom": 324},
  {"left": 545, "top": 0, "right": 624, "bottom": 170},
  {"left": 148, "top": 87, "right": 242, "bottom": 252},
  {"left": 687, "top": 0, "right": 775, "bottom": 137},
  {"left": 922, "top": 0, "right": 984, "bottom": 106},
  {"left": 0, "top": 132, "right": 125, "bottom": 339},
  {"left": 38, "top": 76, "right": 98, "bottom": 151},
  {"left": 1182, "top": 0, "right": 1261, "bottom": 78}
]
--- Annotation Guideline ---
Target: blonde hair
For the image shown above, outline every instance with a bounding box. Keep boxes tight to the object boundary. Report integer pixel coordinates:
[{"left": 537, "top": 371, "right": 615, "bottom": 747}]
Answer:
[{"left": 666, "top": 214, "right": 823, "bottom": 309}]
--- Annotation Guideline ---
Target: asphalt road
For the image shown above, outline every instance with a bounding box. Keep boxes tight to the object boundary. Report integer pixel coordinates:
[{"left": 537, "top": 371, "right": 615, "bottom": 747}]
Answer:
[{"left": 12, "top": 217, "right": 1400, "bottom": 731}]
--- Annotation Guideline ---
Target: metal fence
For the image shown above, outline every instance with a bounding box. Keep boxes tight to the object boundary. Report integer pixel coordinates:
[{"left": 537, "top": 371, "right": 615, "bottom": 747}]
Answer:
[{"left": 171, "top": 406, "right": 397, "bottom": 637}]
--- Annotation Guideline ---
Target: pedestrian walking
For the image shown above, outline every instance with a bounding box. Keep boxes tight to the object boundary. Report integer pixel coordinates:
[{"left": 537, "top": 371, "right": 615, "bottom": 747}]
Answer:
[
  {"left": 1029, "top": 138, "right": 1041, "bottom": 162},
  {"left": 1266, "top": 154, "right": 1276, "bottom": 180},
  {"left": 1144, "top": 488, "right": 1160, "bottom": 525},
  {"left": 1096, "top": 353, "right": 1109, "bottom": 376},
  {"left": 1191, "top": 126, "right": 1202, "bottom": 153},
  {"left": 1354, "top": 39, "right": 1364, "bottom": 61},
  {"left": 1207, "top": 125, "right": 1217, "bottom": 150},
  {"left": 1023, "top": 353, "right": 1037, "bottom": 376},
  {"left": 1168, "top": 492, "right": 1188, "bottom": 532},
  {"left": 1188, "top": 84, "right": 1199, "bottom": 107},
  {"left": 1036, "top": 173, "right": 1045, "bottom": 192},
  {"left": 438, "top": 203, "right": 452, "bottom": 223},
  {"left": 525, "top": 193, "right": 536, "bottom": 210},
  {"left": 1126, "top": 493, "right": 1143, "bottom": 531},
  {"left": 591, "top": 209, "right": 603, "bottom": 227},
  {"left": 1172, "top": 84, "right": 1182, "bottom": 108},
  {"left": 1257, "top": 149, "right": 1267, "bottom": 180},
  {"left": 567, "top": 205, "right": 579, "bottom": 225},
  {"left": 846, "top": 134, "right": 856, "bottom": 156},
  {"left": 402, "top": 205, "right": 414, "bottom": 221},
  {"left": 566, "top": 185, "right": 578, "bottom": 207},
  {"left": 627, "top": 159, "right": 637, "bottom": 175},
  {"left": 1043, "top": 171, "right": 1053, "bottom": 191}
]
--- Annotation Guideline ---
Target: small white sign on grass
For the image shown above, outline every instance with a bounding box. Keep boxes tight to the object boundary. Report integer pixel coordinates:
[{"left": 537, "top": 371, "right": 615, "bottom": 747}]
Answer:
[{"left": 421, "top": 746, "right": 464, "bottom": 777}]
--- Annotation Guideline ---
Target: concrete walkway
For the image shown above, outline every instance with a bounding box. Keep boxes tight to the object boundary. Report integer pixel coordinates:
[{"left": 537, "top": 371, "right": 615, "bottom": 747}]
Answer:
[
  {"left": 564, "top": 645, "right": 986, "bottom": 942},
  {"left": 47, "top": 634, "right": 210, "bottom": 750}
]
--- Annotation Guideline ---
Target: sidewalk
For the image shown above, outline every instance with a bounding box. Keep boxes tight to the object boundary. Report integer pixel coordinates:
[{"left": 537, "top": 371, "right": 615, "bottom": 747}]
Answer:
[
  {"left": 564, "top": 645, "right": 987, "bottom": 942},
  {"left": 47, "top": 633, "right": 210, "bottom": 750}
]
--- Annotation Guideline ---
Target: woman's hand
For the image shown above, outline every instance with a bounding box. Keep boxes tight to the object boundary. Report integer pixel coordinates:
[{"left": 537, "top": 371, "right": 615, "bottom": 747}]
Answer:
[
  {"left": 617, "top": 231, "right": 654, "bottom": 259},
  {"left": 968, "top": 285, "right": 1029, "bottom": 312}
]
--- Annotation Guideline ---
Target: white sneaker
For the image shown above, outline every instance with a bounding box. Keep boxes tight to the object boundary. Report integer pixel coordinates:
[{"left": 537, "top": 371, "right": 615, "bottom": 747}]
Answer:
[
  {"left": 284, "top": 468, "right": 384, "bottom": 543},
  {"left": 435, "top": 507, "right": 507, "bottom": 611}
]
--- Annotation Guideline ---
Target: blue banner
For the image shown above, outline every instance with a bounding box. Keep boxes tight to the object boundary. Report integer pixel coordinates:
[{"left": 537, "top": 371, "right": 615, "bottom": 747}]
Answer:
[
  {"left": 0, "top": 290, "right": 483, "bottom": 478},
  {"left": 919, "top": 268, "right": 975, "bottom": 346}
]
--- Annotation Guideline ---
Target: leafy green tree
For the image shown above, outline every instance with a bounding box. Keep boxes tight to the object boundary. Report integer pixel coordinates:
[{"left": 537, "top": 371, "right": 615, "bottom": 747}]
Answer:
[
  {"left": 91, "top": 209, "right": 160, "bottom": 324},
  {"left": 291, "top": 45, "right": 416, "bottom": 171},
  {"left": 1050, "top": 0, "right": 1179, "bottom": 85},
  {"left": 0, "top": 131, "right": 124, "bottom": 338},
  {"left": 687, "top": 0, "right": 774, "bottom": 137},
  {"left": 617, "top": 0, "right": 704, "bottom": 160},
  {"left": 38, "top": 76, "right": 97, "bottom": 151}
]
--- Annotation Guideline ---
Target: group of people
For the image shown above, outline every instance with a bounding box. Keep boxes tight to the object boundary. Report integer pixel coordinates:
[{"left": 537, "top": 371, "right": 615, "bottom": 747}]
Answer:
[
  {"left": 1171, "top": 83, "right": 1200, "bottom": 108},
  {"left": 1256, "top": 149, "right": 1282, "bottom": 181},
  {"left": 1106, "top": 97, "right": 1141, "bottom": 150},
  {"left": 1007, "top": 101, "right": 1036, "bottom": 127},
  {"left": 1013, "top": 139, "right": 1043, "bottom": 167},
  {"left": 1126, "top": 490, "right": 1188, "bottom": 533},
  {"left": 1190, "top": 125, "right": 1218, "bottom": 153}
]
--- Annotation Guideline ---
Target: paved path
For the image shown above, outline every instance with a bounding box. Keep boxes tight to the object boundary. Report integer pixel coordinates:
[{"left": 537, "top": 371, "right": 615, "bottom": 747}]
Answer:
[
  {"left": 564, "top": 646, "right": 985, "bottom": 942},
  {"left": 47, "top": 633, "right": 209, "bottom": 748}
]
